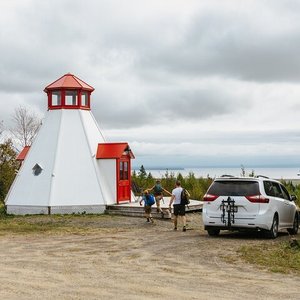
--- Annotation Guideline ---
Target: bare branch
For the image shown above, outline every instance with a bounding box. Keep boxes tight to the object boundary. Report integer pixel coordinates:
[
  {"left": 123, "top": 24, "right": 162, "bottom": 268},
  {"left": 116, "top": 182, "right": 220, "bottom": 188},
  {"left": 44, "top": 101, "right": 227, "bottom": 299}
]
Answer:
[{"left": 10, "top": 105, "right": 42, "bottom": 149}]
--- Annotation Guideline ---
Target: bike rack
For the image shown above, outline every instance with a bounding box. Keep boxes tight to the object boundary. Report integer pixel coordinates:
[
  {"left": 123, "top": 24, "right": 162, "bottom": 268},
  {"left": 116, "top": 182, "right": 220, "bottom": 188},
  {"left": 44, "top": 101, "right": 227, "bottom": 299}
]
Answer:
[{"left": 220, "top": 197, "right": 238, "bottom": 228}]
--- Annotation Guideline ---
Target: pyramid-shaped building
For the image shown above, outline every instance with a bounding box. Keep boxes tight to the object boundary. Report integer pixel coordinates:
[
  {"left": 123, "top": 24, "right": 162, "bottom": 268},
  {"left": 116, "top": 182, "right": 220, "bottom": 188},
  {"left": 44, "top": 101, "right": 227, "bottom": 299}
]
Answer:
[{"left": 5, "top": 74, "right": 134, "bottom": 215}]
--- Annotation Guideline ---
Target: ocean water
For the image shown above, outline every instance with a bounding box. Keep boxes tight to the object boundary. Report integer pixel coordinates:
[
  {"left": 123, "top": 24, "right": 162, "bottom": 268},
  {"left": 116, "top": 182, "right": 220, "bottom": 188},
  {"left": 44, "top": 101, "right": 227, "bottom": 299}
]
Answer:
[{"left": 137, "top": 167, "right": 300, "bottom": 180}]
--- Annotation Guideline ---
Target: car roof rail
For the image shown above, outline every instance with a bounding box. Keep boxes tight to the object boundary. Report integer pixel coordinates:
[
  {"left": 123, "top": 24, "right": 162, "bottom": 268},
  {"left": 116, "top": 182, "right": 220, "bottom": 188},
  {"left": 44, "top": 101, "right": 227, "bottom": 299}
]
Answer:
[
  {"left": 220, "top": 174, "right": 236, "bottom": 178},
  {"left": 255, "top": 175, "right": 269, "bottom": 179}
]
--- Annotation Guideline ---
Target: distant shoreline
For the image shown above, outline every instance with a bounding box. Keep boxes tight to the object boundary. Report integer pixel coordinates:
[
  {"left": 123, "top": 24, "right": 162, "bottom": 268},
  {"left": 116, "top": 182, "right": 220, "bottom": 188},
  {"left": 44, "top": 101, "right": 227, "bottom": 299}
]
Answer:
[{"left": 132, "top": 167, "right": 300, "bottom": 182}]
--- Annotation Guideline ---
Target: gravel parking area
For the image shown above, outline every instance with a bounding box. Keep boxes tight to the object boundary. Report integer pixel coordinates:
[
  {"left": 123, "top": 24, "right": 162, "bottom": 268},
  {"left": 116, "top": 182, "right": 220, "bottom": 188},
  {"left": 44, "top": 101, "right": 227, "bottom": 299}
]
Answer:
[{"left": 0, "top": 213, "right": 299, "bottom": 299}]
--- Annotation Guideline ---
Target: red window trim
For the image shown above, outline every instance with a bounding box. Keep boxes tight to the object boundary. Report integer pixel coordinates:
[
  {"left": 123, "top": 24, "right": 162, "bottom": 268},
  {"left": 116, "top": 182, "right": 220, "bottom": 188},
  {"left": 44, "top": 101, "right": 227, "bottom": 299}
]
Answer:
[{"left": 47, "top": 89, "right": 91, "bottom": 110}]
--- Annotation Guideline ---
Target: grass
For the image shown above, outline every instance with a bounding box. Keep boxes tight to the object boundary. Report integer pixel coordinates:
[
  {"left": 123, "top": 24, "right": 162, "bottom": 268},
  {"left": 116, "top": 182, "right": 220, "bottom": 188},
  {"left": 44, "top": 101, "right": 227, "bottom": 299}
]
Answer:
[
  {"left": 238, "top": 241, "right": 300, "bottom": 274},
  {"left": 0, "top": 203, "right": 116, "bottom": 235}
]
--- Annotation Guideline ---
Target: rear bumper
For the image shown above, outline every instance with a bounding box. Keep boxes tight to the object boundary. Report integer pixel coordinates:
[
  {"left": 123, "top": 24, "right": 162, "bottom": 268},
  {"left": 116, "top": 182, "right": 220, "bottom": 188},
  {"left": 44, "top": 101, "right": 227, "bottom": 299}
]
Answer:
[
  {"left": 202, "top": 208, "right": 274, "bottom": 231},
  {"left": 203, "top": 218, "right": 271, "bottom": 231}
]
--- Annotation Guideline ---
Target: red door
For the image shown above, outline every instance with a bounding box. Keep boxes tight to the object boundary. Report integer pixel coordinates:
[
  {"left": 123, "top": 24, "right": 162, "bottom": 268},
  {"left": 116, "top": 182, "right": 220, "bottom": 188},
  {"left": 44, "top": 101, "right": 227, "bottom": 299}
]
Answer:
[{"left": 117, "top": 157, "right": 131, "bottom": 203}]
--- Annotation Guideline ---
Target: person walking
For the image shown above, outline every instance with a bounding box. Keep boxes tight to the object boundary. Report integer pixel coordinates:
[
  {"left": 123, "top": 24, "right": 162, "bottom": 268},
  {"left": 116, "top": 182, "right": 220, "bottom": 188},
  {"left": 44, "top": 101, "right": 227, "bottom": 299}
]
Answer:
[
  {"left": 148, "top": 180, "right": 172, "bottom": 217},
  {"left": 169, "top": 180, "right": 189, "bottom": 232},
  {"left": 139, "top": 189, "right": 155, "bottom": 223}
]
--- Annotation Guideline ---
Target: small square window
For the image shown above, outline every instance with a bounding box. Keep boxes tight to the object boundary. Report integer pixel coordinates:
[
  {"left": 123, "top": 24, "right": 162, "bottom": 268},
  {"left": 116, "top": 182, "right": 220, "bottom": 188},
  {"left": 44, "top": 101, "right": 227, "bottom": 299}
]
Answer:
[
  {"left": 52, "top": 91, "right": 61, "bottom": 106},
  {"left": 65, "top": 91, "right": 78, "bottom": 106},
  {"left": 81, "top": 92, "right": 88, "bottom": 106},
  {"left": 32, "top": 163, "right": 43, "bottom": 176}
]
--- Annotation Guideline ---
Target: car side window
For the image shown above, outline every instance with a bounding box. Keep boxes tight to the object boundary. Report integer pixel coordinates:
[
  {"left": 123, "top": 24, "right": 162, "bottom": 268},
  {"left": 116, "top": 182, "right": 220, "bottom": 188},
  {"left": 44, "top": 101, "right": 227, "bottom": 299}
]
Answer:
[
  {"left": 264, "top": 181, "right": 289, "bottom": 199},
  {"left": 264, "top": 181, "right": 274, "bottom": 196},
  {"left": 280, "top": 184, "right": 291, "bottom": 200},
  {"left": 270, "top": 182, "right": 283, "bottom": 198}
]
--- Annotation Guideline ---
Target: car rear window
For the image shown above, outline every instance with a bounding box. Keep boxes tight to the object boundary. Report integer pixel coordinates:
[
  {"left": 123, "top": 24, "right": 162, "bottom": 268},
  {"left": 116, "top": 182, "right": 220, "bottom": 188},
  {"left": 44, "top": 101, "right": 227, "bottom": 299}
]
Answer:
[{"left": 208, "top": 181, "right": 260, "bottom": 196}]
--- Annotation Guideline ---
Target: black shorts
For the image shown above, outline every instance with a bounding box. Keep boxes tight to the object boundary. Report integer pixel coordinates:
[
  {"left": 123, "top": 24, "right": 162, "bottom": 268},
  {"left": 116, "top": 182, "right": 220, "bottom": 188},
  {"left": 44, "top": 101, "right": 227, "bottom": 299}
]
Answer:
[{"left": 173, "top": 204, "right": 185, "bottom": 216}]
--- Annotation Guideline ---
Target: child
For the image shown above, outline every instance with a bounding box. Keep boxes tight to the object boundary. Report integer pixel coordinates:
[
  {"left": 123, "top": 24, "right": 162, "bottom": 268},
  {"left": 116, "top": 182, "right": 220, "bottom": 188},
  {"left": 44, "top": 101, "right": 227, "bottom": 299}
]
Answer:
[
  {"left": 148, "top": 180, "right": 172, "bottom": 217},
  {"left": 139, "top": 189, "right": 155, "bottom": 223}
]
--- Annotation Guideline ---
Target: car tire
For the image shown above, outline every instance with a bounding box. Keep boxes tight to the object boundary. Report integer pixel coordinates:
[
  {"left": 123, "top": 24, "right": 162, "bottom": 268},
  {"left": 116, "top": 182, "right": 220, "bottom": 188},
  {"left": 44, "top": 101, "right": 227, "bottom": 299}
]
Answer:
[
  {"left": 266, "top": 214, "right": 278, "bottom": 239},
  {"left": 207, "top": 228, "right": 220, "bottom": 236},
  {"left": 287, "top": 213, "right": 299, "bottom": 235}
]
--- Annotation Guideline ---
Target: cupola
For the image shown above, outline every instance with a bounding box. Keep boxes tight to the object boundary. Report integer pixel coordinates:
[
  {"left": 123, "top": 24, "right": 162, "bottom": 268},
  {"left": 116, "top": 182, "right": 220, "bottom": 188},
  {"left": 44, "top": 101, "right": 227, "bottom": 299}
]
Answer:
[{"left": 44, "top": 73, "right": 94, "bottom": 110}]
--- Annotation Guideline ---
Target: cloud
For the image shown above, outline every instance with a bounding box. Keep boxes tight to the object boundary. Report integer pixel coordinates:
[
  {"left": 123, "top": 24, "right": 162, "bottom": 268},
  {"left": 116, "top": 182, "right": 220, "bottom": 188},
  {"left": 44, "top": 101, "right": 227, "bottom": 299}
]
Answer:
[
  {"left": 1, "top": 0, "right": 300, "bottom": 167},
  {"left": 133, "top": 2, "right": 300, "bottom": 83}
]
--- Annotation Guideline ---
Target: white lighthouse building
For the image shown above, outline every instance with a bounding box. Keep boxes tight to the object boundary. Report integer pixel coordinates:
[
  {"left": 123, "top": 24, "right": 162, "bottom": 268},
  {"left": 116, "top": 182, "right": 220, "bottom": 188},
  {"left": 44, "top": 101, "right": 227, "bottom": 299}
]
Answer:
[{"left": 5, "top": 73, "right": 134, "bottom": 215}]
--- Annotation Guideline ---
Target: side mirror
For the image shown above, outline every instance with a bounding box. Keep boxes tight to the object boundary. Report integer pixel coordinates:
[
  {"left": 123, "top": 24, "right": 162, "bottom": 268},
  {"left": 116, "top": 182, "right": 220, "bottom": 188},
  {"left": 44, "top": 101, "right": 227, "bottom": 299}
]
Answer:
[{"left": 290, "top": 195, "right": 297, "bottom": 201}]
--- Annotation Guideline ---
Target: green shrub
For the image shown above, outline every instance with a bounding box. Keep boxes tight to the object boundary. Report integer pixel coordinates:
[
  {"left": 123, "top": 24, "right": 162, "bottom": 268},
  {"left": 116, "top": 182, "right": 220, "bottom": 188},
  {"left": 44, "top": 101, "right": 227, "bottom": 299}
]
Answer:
[{"left": 132, "top": 168, "right": 213, "bottom": 200}]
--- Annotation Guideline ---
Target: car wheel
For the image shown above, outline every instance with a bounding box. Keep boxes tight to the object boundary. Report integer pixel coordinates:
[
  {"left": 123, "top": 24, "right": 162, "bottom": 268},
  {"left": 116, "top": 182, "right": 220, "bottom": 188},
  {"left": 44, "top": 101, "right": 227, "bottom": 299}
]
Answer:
[
  {"left": 266, "top": 214, "right": 278, "bottom": 239},
  {"left": 207, "top": 228, "right": 220, "bottom": 236},
  {"left": 287, "top": 213, "right": 299, "bottom": 235}
]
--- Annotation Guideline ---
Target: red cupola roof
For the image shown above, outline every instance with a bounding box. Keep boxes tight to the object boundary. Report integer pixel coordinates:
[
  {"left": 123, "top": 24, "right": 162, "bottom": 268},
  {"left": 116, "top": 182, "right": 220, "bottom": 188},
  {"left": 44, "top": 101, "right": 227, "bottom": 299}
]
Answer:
[
  {"left": 44, "top": 74, "right": 94, "bottom": 110},
  {"left": 44, "top": 73, "right": 94, "bottom": 92}
]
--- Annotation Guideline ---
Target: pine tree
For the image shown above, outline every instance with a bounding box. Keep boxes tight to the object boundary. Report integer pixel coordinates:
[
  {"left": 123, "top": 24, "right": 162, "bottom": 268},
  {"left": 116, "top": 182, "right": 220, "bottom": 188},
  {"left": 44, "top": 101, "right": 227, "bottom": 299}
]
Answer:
[
  {"left": 132, "top": 169, "right": 137, "bottom": 179},
  {"left": 138, "top": 165, "right": 147, "bottom": 180}
]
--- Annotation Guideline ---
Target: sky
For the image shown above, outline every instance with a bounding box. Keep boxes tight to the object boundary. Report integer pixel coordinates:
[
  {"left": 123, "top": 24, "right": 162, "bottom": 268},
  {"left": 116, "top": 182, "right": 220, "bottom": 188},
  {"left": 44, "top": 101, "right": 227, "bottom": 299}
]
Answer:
[{"left": 1, "top": 0, "right": 300, "bottom": 169}]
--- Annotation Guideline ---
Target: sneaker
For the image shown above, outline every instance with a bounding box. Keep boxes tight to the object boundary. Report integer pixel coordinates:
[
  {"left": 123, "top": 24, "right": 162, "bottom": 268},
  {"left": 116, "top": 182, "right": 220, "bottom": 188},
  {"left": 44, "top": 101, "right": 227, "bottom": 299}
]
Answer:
[
  {"left": 183, "top": 226, "right": 186, "bottom": 232},
  {"left": 173, "top": 227, "right": 177, "bottom": 231},
  {"left": 150, "top": 218, "right": 154, "bottom": 223}
]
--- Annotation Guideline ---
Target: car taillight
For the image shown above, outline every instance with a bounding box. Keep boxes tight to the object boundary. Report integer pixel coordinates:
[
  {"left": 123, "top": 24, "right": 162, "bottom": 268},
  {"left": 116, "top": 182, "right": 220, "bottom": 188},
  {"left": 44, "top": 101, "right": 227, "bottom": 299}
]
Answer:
[
  {"left": 203, "top": 194, "right": 218, "bottom": 202},
  {"left": 246, "top": 195, "right": 269, "bottom": 203}
]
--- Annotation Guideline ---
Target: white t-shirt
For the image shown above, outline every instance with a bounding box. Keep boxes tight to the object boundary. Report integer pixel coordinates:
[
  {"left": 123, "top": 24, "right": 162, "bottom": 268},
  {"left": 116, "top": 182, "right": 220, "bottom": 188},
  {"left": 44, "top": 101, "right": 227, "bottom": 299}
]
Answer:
[{"left": 172, "top": 187, "right": 183, "bottom": 205}]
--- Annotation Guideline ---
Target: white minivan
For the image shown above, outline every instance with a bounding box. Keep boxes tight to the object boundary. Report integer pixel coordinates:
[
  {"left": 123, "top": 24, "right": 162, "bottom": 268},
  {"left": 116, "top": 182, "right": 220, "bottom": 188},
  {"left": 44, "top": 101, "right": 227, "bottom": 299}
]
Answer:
[{"left": 202, "top": 176, "right": 299, "bottom": 238}]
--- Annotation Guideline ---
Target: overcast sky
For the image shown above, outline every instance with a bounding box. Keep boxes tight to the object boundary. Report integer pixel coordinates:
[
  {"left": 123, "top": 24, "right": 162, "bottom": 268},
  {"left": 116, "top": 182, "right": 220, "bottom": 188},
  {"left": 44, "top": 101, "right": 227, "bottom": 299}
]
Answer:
[{"left": 1, "top": 0, "right": 300, "bottom": 169}]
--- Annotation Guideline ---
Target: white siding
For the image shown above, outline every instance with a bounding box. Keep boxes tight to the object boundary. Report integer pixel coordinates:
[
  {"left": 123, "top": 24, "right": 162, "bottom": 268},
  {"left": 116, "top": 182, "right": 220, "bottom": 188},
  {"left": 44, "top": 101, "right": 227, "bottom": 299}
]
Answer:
[
  {"left": 97, "top": 159, "right": 116, "bottom": 205},
  {"left": 5, "top": 111, "right": 62, "bottom": 206},
  {"left": 5, "top": 108, "right": 117, "bottom": 214},
  {"left": 49, "top": 110, "right": 104, "bottom": 206}
]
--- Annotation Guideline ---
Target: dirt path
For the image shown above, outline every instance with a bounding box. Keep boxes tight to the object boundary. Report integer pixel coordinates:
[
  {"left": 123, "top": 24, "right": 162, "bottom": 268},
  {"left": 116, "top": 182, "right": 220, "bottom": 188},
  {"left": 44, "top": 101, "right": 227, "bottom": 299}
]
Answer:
[{"left": 0, "top": 213, "right": 299, "bottom": 299}]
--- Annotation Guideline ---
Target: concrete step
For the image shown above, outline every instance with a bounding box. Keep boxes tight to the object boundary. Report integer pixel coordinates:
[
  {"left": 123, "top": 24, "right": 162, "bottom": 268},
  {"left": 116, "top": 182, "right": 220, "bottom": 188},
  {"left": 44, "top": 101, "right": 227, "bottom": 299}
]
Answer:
[
  {"left": 106, "top": 200, "right": 203, "bottom": 219},
  {"left": 106, "top": 205, "right": 172, "bottom": 219}
]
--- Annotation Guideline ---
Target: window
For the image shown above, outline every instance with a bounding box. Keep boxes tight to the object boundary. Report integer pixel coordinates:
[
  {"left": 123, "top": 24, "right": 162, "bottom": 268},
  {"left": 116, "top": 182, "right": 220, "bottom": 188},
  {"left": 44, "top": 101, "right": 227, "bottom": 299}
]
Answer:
[
  {"left": 119, "top": 161, "right": 129, "bottom": 180},
  {"left": 52, "top": 91, "right": 61, "bottom": 106},
  {"left": 280, "top": 184, "right": 291, "bottom": 200},
  {"left": 32, "top": 163, "right": 43, "bottom": 176},
  {"left": 208, "top": 181, "right": 259, "bottom": 196},
  {"left": 124, "top": 162, "right": 128, "bottom": 180},
  {"left": 119, "top": 161, "right": 124, "bottom": 180},
  {"left": 81, "top": 92, "right": 88, "bottom": 106},
  {"left": 264, "top": 181, "right": 274, "bottom": 196},
  {"left": 264, "top": 181, "right": 283, "bottom": 198},
  {"left": 65, "top": 90, "right": 78, "bottom": 106}
]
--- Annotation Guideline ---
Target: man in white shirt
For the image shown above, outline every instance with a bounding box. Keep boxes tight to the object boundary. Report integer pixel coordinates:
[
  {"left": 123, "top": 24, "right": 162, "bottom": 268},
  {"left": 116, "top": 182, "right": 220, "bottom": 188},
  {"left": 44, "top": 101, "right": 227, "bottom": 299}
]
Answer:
[{"left": 169, "top": 180, "right": 187, "bottom": 232}]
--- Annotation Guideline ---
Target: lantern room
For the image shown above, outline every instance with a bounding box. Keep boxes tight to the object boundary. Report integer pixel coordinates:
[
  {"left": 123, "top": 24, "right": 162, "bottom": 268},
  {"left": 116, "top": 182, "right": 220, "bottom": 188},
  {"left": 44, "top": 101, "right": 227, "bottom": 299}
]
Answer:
[{"left": 44, "top": 73, "right": 94, "bottom": 110}]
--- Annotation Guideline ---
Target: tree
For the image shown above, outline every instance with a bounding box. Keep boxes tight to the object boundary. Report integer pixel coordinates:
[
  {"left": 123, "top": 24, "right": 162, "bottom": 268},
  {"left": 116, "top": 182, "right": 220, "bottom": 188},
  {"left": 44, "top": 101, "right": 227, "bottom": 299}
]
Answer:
[
  {"left": 10, "top": 105, "right": 42, "bottom": 149},
  {"left": 161, "top": 169, "right": 176, "bottom": 193},
  {"left": 0, "top": 139, "right": 19, "bottom": 204},
  {"left": 176, "top": 172, "right": 185, "bottom": 185},
  {"left": 248, "top": 170, "right": 255, "bottom": 177},
  {"left": 132, "top": 169, "right": 137, "bottom": 179},
  {"left": 240, "top": 164, "right": 246, "bottom": 177},
  {"left": 138, "top": 165, "right": 147, "bottom": 180}
]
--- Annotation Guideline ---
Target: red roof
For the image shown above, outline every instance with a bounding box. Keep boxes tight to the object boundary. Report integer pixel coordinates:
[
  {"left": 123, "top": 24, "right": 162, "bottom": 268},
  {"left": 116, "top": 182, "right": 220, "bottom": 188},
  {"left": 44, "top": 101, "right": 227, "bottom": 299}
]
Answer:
[
  {"left": 96, "top": 143, "right": 135, "bottom": 159},
  {"left": 44, "top": 73, "right": 94, "bottom": 92},
  {"left": 17, "top": 146, "right": 30, "bottom": 161}
]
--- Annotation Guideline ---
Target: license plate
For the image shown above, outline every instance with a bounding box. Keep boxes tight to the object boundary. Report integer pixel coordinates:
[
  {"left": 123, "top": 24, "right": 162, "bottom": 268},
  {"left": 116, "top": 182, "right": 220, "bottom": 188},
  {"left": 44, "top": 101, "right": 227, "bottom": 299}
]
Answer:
[{"left": 221, "top": 204, "right": 238, "bottom": 213}]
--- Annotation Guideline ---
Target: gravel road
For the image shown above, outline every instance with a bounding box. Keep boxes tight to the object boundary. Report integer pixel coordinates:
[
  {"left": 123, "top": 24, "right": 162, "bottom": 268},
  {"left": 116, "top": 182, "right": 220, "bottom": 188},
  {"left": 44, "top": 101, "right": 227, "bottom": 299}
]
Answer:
[{"left": 0, "top": 213, "right": 299, "bottom": 299}]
